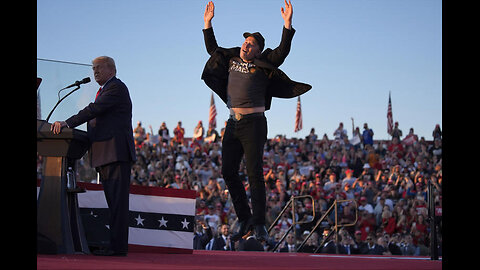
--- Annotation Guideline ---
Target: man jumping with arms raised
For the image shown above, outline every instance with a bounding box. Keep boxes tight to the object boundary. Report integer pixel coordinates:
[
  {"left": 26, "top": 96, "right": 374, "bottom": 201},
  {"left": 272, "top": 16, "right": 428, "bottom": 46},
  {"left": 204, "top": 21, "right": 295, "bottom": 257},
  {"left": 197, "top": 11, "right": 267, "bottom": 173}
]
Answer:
[{"left": 201, "top": 0, "right": 311, "bottom": 242}]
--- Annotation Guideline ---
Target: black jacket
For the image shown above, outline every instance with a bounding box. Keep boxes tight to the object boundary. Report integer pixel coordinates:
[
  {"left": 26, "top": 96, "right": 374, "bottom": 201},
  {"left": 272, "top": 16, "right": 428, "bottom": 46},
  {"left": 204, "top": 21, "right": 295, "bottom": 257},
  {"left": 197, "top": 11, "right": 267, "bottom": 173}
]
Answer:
[
  {"left": 211, "top": 235, "right": 234, "bottom": 251},
  {"left": 65, "top": 76, "right": 136, "bottom": 168},
  {"left": 201, "top": 27, "right": 311, "bottom": 111},
  {"left": 193, "top": 227, "right": 213, "bottom": 250}
]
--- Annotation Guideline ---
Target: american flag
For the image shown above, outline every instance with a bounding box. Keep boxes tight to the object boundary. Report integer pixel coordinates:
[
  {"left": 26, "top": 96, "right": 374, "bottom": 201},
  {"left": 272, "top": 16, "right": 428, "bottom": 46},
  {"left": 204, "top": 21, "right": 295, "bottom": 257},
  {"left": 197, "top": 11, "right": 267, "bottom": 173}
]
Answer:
[
  {"left": 387, "top": 91, "right": 393, "bottom": 135},
  {"left": 208, "top": 93, "right": 217, "bottom": 129},
  {"left": 294, "top": 96, "right": 302, "bottom": 132}
]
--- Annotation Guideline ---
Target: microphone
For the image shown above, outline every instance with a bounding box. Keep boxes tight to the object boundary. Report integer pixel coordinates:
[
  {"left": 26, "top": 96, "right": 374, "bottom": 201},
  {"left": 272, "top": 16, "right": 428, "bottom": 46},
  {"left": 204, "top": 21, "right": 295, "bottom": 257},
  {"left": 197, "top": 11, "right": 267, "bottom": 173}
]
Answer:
[
  {"left": 61, "top": 77, "right": 91, "bottom": 90},
  {"left": 46, "top": 77, "right": 91, "bottom": 122}
]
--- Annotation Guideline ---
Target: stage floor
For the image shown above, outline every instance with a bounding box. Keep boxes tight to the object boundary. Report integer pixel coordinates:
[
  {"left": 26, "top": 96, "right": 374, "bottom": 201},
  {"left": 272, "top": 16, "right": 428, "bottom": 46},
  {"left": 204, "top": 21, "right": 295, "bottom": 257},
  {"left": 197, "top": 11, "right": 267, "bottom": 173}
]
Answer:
[{"left": 37, "top": 250, "right": 442, "bottom": 270}]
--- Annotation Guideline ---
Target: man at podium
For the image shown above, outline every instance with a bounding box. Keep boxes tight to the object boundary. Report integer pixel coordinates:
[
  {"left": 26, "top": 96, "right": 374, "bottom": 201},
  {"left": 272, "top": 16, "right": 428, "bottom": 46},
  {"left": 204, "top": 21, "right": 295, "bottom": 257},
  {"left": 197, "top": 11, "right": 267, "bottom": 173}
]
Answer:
[{"left": 51, "top": 56, "right": 136, "bottom": 256}]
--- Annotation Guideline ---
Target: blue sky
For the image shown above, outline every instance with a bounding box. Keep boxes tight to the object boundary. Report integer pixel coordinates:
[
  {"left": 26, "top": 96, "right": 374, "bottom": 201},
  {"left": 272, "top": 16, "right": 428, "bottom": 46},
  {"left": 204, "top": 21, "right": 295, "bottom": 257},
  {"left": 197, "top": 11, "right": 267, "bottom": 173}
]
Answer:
[{"left": 37, "top": 0, "right": 441, "bottom": 140}]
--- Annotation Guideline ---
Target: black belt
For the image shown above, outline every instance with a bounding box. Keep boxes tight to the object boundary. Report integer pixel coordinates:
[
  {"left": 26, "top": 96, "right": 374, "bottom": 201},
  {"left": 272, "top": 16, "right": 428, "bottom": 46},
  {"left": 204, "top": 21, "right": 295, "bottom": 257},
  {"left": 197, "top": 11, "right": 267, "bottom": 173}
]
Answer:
[{"left": 229, "top": 112, "right": 264, "bottom": 122}]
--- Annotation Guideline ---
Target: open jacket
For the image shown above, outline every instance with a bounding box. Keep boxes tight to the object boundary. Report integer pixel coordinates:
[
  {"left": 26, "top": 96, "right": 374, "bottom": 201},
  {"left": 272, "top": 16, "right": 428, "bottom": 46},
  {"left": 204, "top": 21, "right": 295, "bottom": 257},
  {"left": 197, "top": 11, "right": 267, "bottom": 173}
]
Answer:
[{"left": 201, "top": 27, "right": 312, "bottom": 111}]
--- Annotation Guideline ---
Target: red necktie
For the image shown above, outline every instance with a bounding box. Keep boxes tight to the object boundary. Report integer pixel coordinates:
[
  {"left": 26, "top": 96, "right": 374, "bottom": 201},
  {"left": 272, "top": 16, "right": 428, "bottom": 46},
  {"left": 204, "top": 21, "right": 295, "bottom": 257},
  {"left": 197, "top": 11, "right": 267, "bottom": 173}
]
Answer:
[{"left": 95, "top": 87, "right": 102, "bottom": 101}]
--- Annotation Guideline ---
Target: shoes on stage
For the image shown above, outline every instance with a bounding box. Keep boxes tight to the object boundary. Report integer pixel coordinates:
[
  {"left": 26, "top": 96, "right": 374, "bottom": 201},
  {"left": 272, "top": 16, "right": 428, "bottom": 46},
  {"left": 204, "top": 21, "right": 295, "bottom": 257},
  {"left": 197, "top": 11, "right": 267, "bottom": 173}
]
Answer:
[
  {"left": 92, "top": 248, "right": 127, "bottom": 257},
  {"left": 231, "top": 217, "right": 254, "bottom": 242},
  {"left": 254, "top": 225, "right": 268, "bottom": 242}
]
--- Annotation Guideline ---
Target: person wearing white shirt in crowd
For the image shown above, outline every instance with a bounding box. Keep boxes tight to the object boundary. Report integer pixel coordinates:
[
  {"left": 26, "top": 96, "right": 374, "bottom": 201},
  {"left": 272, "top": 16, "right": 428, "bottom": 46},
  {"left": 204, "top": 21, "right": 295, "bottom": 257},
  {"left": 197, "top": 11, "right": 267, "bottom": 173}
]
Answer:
[
  {"left": 175, "top": 155, "right": 192, "bottom": 172},
  {"left": 333, "top": 122, "right": 348, "bottom": 143},
  {"left": 204, "top": 205, "right": 220, "bottom": 234},
  {"left": 323, "top": 173, "right": 337, "bottom": 192},
  {"left": 358, "top": 196, "right": 374, "bottom": 214}
]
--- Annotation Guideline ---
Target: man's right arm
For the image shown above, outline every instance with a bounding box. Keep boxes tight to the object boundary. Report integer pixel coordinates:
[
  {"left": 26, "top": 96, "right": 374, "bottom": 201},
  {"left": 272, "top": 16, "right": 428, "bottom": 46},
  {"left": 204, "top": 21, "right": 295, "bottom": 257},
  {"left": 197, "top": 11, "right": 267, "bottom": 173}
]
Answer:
[
  {"left": 203, "top": 28, "right": 218, "bottom": 56},
  {"left": 203, "top": 1, "right": 218, "bottom": 55}
]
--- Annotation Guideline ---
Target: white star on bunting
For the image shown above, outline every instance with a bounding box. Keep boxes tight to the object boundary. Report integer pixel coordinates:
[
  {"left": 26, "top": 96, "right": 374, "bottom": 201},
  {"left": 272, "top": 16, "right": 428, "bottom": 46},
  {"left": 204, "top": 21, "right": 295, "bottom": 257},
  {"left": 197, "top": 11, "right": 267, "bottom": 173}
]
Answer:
[
  {"left": 181, "top": 218, "right": 189, "bottom": 229},
  {"left": 135, "top": 214, "right": 145, "bottom": 226},
  {"left": 158, "top": 216, "right": 168, "bottom": 228}
]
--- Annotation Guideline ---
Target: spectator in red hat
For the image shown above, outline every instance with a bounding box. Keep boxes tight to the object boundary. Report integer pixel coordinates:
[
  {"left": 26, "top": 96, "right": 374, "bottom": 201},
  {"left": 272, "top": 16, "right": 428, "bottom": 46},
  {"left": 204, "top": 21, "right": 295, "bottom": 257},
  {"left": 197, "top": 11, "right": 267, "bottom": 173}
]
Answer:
[
  {"left": 358, "top": 196, "right": 374, "bottom": 214},
  {"left": 168, "top": 174, "right": 182, "bottom": 189},
  {"left": 354, "top": 230, "right": 363, "bottom": 246},
  {"left": 341, "top": 168, "right": 356, "bottom": 188}
]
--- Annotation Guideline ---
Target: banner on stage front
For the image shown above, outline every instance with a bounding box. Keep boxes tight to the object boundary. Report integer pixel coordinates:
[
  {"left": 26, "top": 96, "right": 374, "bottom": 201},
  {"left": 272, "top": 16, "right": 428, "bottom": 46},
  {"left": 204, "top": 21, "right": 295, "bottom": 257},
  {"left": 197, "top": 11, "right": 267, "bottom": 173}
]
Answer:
[{"left": 37, "top": 181, "right": 197, "bottom": 254}]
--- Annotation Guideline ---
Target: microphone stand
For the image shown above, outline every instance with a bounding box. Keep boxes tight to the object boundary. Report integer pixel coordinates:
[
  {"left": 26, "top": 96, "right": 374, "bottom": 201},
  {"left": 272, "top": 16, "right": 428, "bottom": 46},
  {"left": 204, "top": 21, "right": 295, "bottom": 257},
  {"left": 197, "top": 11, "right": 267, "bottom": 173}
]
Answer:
[{"left": 46, "top": 85, "right": 81, "bottom": 123}]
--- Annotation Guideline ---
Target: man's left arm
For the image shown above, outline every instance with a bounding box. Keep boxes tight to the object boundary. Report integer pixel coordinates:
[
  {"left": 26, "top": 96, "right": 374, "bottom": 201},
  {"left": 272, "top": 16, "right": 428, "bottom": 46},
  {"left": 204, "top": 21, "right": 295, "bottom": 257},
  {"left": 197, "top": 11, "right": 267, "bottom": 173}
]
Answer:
[
  {"left": 51, "top": 81, "right": 124, "bottom": 134},
  {"left": 66, "top": 82, "right": 126, "bottom": 128},
  {"left": 263, "top": 0, "right": 295, "bottom": 67}
]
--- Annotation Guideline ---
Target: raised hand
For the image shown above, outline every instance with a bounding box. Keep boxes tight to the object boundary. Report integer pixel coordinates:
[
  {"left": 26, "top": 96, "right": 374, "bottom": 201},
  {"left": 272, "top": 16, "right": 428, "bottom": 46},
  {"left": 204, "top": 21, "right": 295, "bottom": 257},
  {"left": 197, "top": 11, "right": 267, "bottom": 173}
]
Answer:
[
  {"left": 204, "top": 1, "right": 215, "bottom": 29},
  {"left": 280, "top": 0, "right": 293, "bottom": 29}
]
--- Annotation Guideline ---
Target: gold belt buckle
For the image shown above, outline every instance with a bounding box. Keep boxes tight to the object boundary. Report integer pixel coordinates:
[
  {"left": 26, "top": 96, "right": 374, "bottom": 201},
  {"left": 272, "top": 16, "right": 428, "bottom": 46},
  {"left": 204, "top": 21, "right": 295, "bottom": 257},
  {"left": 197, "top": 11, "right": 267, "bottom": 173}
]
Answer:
[{"left": 234, "top": 113, "right": 243, "bottom": 121}]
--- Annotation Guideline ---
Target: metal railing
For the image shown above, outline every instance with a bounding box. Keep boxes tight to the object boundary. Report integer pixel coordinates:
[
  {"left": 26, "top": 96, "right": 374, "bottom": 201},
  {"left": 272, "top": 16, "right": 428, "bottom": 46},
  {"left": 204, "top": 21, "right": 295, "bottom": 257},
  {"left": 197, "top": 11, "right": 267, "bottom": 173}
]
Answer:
[
  {"left": 305, "top": 199, "right": 358, "bottom": 253},
  {"left": 268, "top": 196, "right": 358, "bottom": 253},
  {"left": 267, "top": 195, "right": 316, "bottom": 252}
]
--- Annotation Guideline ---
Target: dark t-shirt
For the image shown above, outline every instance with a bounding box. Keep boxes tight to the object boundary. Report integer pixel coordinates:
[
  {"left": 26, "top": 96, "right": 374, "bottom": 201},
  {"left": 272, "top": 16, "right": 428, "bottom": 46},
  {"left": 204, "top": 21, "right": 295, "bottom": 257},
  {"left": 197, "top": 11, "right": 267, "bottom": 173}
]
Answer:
[{"left": 227, "top": 57, "right": 269, "bottom": 108}]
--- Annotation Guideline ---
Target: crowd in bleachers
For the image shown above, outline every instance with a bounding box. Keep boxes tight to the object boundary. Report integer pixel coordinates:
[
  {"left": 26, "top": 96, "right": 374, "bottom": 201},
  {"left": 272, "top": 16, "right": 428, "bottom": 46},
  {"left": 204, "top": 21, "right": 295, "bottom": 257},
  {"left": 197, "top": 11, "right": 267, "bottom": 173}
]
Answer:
[{"left": 54, "top": 120, "right": 443, "bottom": 255}]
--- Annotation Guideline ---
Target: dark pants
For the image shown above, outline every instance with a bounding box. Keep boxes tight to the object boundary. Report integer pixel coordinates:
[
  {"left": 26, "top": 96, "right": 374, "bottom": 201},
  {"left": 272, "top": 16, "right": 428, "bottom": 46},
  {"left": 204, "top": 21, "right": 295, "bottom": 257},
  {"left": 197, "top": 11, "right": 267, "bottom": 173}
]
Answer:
[
  {"left": 222, "top": 114, "right": 267, "bottom": 225},
  {"left": 98, "top": 161, "right": 132, "bottom": 254}
]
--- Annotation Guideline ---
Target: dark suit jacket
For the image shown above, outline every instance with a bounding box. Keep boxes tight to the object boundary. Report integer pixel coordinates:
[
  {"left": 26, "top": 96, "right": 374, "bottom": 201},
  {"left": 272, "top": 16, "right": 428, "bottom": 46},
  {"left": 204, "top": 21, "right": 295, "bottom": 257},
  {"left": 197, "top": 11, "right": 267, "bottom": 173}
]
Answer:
[
  {"left": 238, "top": 237, "right": 264, "bottom": 252},
  {"left": 368, "top": 244, "right": 388, "bottom": 255},
  {"left": 211, "top": 235, "right": 234, "bottom": 251},
  {"left": 279, "top": 244, "right": 297, "bottom": 253},
  {"left": 201, "top": 27, "right": 312, "bottom": 111},
  {"left": 193, "top": 227, "right": 213, "bottom": 250},
  {"left": 65, "top": 77, "right": 136, "bottom": 168},
  {"left": 337, "top": 244, "right": 360, "bottom": 255},
  {"left": 320, "top": 240, "right": 337, "bottom": 254}
]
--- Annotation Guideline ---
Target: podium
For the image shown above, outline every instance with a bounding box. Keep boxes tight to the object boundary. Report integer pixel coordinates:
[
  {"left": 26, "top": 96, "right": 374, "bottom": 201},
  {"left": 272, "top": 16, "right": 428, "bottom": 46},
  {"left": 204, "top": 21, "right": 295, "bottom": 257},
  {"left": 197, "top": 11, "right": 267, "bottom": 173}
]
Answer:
[{"left": 37, "top": 119, "right": 91, "bottom": 254}]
